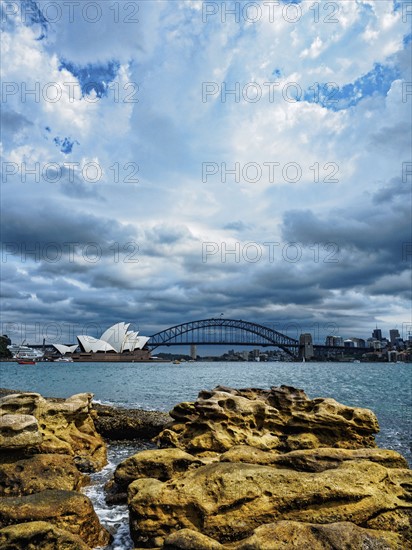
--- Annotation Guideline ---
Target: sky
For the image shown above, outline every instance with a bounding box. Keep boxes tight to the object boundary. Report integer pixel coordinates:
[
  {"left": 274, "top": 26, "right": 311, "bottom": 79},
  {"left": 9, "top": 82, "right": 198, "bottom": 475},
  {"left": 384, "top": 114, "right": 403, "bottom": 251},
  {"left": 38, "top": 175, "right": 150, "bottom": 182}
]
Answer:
[{"left": 1, "top": 0, "right": 411, "bottom": 347}]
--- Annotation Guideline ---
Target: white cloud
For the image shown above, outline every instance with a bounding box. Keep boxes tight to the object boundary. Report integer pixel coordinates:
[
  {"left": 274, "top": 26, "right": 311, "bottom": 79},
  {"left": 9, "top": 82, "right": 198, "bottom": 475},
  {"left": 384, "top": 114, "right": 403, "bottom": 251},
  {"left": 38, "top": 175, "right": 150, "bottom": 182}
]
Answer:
[{"left": 1, "top": 0, "right": 411, "bottom": 338}]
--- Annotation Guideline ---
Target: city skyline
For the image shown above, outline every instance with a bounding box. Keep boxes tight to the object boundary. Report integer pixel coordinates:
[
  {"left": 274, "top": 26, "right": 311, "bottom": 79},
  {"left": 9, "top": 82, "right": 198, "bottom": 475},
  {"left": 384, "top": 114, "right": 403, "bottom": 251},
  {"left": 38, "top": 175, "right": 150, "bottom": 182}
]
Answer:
[{"left": 2, "top": 317, "right": 410, "bottom": 350}]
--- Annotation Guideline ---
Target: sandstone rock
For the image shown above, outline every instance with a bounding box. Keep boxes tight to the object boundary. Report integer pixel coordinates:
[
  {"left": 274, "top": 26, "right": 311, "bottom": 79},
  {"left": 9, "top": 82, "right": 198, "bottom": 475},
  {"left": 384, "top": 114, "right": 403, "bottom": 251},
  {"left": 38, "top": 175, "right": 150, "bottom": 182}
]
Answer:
[
  {"left": 107, "top": 448, "right": 203, "bottom": 505},
  {"left": 220, "top": 446, "right": 409, "bottom": 471},
  {"left": 0, "top": 454, "right": 88, "bottom": 497},
  {"left": 0, "top": 489, "right": 110, "bottom": 547},
  {"left": 0, "top": 393, "right": 41, "bottom": 416},
  {"left": 233, "top": 521, "right": 403, "bottom": 550},
  {"left": 164, "top": 528, "right": 224, "bottom": 549},
  {"left": 116, "top": 448, "right": 203, "bottom": 485},
  {"left": 365, "top": 508, "right": 412, "bottom": 544},
  {"left": 155, "top": 386, "right": 379, "bottom": 454},
  {"left": 92, "top": 402, "right": 171, "bottom": 440},
  {"left": 162, "top": 522, "right": 403, "bottom": 549},
  {"left": 219, "top": 446, "right": 280, "bottom": 465},
  {"left": 0, "top": 414, "right": 42, "bottom": 449},
  {"left": 0, "top": 393, "right": 106, "bottom": 471},
  {"left": 0, "top": 520, "right": 91, "bottom": 549},
  {"left": 128, "top": 460, "right": 412, "bottom": 547}
]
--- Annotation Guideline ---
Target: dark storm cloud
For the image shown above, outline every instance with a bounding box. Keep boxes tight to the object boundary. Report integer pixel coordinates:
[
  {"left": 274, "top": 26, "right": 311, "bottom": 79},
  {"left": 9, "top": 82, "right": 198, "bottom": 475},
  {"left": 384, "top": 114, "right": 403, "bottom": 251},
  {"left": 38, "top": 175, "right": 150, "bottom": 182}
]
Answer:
[
  {"left": 34, "top": 290, "right": 73, "bottom": 303},
  {"left": 372, "top": 177, "right": 411, "bottom": 204},
  {"left": 1, "top": 203, "right": 137, "bottom": 250},
  {"left": 200, "top": 264, "right": 331, "bottom": 308},
  {"left": 0, "top": 287, "right": 31, "bottom": 300},
  {"left": 142, "top": 224, "right": 196, "bottom": 257},
  {"left": 279, "top": 180, "right": 411, "bottom": 304},
  {"left": 368, "top": 271, "right": 411, "bottom": 298},
  {"left": 281, "top": 203, "right": 409, "bottom": 266}
]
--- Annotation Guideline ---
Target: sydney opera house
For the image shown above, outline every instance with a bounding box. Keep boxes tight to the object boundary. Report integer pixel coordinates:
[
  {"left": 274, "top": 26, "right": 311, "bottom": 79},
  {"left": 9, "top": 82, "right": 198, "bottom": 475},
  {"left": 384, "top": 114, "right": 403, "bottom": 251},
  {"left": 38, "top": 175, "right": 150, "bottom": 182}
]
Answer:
[{"left": 54, "top": 322, "right": 151, "bottom": 362}]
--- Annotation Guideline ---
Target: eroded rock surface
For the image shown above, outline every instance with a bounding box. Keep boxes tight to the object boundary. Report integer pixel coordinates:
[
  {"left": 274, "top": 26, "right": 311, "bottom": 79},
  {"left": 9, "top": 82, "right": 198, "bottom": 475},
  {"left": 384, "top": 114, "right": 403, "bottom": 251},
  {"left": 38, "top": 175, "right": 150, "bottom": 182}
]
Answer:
[
  {"left": 0, "top": 489, "right": 110, "bottom": 547},
  {"left": 0, "top": 392, "right": 106, "bottom": 470},
  {"left": 0, "top": 454, "right": 88, "bottom": 497},
  {"left": 93, "top": 402, "right": 171, "bottom": 440},
  {"left": 0, "top": 414, "right": 42, "bottom": 449},
  {"left": 128, "top": 459, "right": 412, "bottom": 546},
  {"left": 0, "top": 520, "right": 91, "bottom": 550},
  {"left": 0, "top": 391, "right": 110, "bottom": 548},
  {"left": 106, "top": 448, "right": 203, "bottom": 504},
  {"left": 220, "top": 445, "right": 409, "bottom": 471},
  {"left": 163, "top": 522, "right": 404, "bottom": 550},
  {"left": 117, "top": 386, "right": 412, "bottom": 549},
  {"left": 156, "top": 385, "right": 380, "bottom": 454}
]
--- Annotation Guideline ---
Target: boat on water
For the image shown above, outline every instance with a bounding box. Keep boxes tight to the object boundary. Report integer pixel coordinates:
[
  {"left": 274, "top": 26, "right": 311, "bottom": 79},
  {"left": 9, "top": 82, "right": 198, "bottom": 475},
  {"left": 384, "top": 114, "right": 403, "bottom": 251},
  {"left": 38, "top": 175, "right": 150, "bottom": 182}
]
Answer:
[
  {"left": 8, "top": 342, "right": 44, "bottom": 363},
  {"left": 16, "top": 358, "right": 36, "bottom": 365},
  {"left": 54, "top": 357, "right": 74, "bottom": 362}
]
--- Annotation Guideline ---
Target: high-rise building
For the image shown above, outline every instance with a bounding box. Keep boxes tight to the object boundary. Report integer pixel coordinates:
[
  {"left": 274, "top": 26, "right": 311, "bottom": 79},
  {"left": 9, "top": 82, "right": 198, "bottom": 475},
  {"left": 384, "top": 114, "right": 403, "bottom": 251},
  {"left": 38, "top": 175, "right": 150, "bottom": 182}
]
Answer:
[
  {"left": 372, "top": 328, "right": 383, "bottom": 341},
  {"left": 389, "top": 329, "right": 400, "bottom": 345},
  {"left": 352, "top": 338, "right": 366, "bottom": 348},
  {"left": 325, "top": 335, "right": 344, "bottom": 347},
  {"left": 395, "top": 337, "right": 405, "bottom": 350},
  {"left": 344, "top": 339, "right": 355, "bottom": 348}
]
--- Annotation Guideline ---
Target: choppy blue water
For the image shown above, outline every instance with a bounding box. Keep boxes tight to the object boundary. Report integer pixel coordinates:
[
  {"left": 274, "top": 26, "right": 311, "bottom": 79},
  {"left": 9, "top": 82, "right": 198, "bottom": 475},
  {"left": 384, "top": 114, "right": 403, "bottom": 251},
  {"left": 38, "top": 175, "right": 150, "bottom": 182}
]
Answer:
[{"left": 1, "top": 360, "right": 411, "bottom": 464}]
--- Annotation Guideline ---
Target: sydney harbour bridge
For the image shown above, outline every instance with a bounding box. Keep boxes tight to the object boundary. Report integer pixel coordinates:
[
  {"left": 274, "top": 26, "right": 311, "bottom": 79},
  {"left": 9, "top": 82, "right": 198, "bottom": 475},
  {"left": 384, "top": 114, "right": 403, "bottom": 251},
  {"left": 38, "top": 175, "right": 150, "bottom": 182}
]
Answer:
[{"left": 148, "top": 318, "right": 369, "bottom": 360}]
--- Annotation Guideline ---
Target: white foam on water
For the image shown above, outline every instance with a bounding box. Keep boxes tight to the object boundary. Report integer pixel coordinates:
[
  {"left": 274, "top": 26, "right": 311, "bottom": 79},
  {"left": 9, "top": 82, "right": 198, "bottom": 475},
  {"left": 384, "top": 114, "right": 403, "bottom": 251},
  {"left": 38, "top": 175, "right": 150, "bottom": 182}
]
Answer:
[
  {"left": 92, "top": 398, "right": 160, "bottom": 412},
  {"left": 83, "top": 441, "right": 153, "bottom": 550}
]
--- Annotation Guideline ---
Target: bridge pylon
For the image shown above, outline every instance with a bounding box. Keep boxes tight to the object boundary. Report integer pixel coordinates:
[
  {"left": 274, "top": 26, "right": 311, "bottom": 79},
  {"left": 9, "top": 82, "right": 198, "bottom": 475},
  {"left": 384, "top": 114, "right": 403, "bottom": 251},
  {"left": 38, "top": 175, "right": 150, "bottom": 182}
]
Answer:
[{"left": 299, "top": 333, "right": 314, "bottom": 360}]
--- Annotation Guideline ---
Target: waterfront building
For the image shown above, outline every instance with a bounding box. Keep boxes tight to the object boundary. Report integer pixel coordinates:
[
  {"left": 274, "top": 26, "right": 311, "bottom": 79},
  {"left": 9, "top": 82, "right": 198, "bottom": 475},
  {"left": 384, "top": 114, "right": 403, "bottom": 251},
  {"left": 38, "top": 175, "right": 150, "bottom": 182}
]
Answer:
[
  {"left": 344, "top": 339, "right": 355, "bottom": 348},
  {"left": 351, "top": 338, "right": 366, "bottom": 348},
  {"left": 372, "top": 328, "right": 383, "bottom": 341},
  {"left": 394, "top": 337, "right": 405, "bottom": 350},
  {"left": 73, "top": 322, "right": 151, "bottom": 362},
  {"left": 367, "top": 338, "right": 382, "bottom": 351},
  {"left": 53, "top": 344, "right": 79, "bottom": 355},
  {"left": 325, "top": 335, "right": 344, "bottom": 347}
]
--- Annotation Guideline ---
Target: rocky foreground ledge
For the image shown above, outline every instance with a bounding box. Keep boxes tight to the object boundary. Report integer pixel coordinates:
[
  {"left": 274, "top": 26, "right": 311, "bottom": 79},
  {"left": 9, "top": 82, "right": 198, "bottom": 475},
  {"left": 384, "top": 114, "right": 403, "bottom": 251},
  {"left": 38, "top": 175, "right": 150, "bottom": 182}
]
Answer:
[
  {"left": 0, "top": 390, "right": 110, "bottom": 549},
  {"left": 111, "top": 386, "right": 412, "bottom": 550},
  {"left": 0, "top": 386, "right": 410, "bottom": 549},
  {"left": 0, "top": 388, "right": 172, "bottom": 442}
]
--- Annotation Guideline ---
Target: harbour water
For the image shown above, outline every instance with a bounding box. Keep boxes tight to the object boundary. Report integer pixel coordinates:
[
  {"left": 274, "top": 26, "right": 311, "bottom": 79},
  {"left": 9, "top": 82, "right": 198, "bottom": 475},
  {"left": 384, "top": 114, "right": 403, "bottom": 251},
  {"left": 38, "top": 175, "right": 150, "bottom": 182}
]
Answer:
[
  {"left": 0, "top": 360, "right": 410, "bottom": 462},
  {"left": 1, "top": 360, "right": 410, "bottom": 549}
]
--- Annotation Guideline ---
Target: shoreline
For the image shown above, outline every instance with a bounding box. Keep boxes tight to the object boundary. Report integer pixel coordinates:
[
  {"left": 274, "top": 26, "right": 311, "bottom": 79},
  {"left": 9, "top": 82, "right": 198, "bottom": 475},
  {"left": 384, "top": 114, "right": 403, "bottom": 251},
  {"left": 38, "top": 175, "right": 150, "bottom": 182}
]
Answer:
[
  {"left": 0, "top": 388, "right": 171, "bottom": 442},
  {"left": 0, "top": 385, "right": 411, "bottom": 549}
]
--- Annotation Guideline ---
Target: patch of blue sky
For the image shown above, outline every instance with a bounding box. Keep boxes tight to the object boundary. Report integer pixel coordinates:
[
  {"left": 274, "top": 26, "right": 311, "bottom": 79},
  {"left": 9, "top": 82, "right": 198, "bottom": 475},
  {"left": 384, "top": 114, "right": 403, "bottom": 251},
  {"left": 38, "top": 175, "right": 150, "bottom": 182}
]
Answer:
[
  {"left": 404, "top": 33, "right": 412, "bottom": 46},
  {"left": 300, "top": 63, "right": 401, "bottom": 111},
  {"left": 59, "top": 61, "right": 120, "bottom": 99},
  {"left": 53, "top": 137, "right": 79, "bottom": 155},
  {"left": 393, "top": 0, "right": 405, "bottom": 12},
  {"left": 1, "top": 0, "right": 48, "bottom": 39}
]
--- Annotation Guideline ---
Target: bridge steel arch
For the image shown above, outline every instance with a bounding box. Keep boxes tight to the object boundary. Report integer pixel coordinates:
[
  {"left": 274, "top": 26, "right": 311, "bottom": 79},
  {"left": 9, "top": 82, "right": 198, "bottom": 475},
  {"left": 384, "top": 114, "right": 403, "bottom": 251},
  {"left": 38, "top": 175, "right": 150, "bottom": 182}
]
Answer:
[{"left": 148, "top": 318, "right": 300, "bottom": 358}]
